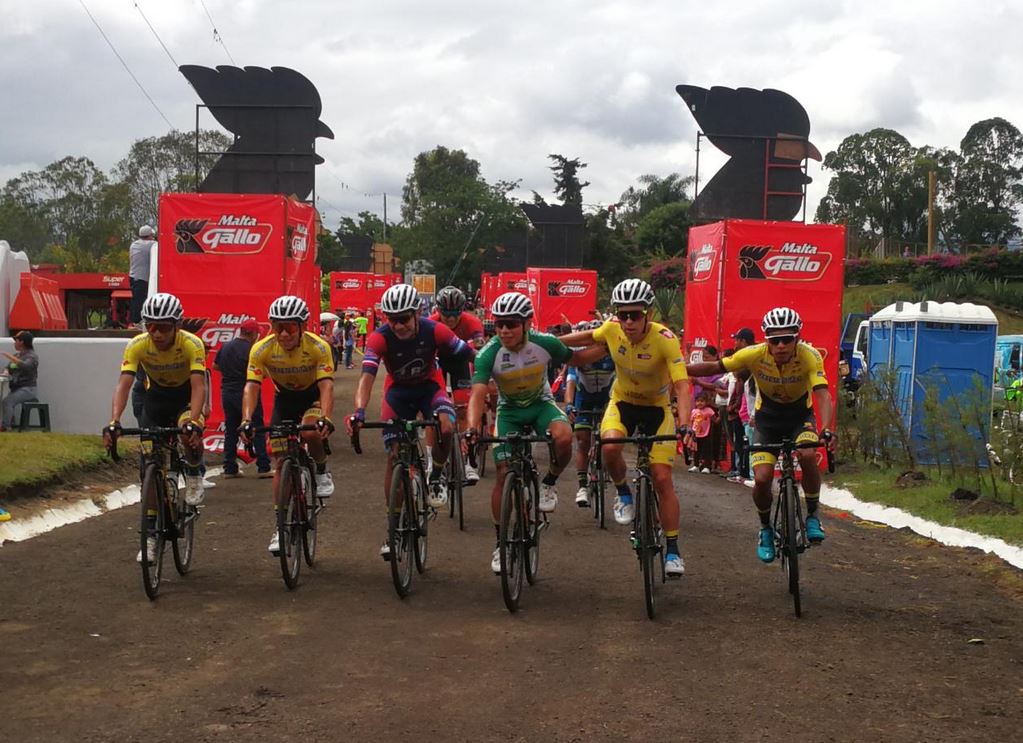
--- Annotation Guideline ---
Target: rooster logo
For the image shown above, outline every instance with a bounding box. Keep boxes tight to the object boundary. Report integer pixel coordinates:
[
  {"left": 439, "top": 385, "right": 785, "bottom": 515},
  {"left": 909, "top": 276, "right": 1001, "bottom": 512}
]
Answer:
[
  {"left": 179, "top": 65, "right": 334, "bottom": 200},
  {"left": 738, "top": 246, "right": 770, "bottom": 279},
  {"left": 174, "top": 219, "right": 208, "bottom": 254},
  {"left": 676, "top": 85, "right": 821, "bottom": 221}
]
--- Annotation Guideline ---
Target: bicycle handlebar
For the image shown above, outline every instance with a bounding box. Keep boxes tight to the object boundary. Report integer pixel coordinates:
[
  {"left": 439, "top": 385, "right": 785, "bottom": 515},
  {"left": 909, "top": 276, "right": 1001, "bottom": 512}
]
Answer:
[
  {"left": 104, "top": 425, "right": 185, "bottom": 462},
  {"left": 749, "top": 440, "right": 836, "bottom": 473},
  {"left": 477, "top": 431, "right": 553, "bottom": 445},
  {"left": 245, "top": 422, "right": 332, "bottom": 458},
  {"left": 349, "top": 417, "right": 441, "bottom": 455},
  {"left": 596, "top": 434, "right": 680, "bottom": 446}
]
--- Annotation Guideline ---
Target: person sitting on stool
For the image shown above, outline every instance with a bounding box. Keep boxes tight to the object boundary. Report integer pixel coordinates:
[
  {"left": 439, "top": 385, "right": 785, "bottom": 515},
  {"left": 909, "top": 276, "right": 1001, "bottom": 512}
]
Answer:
[{"left": 2, "top": 331, "right": 39, "bottom": 431}]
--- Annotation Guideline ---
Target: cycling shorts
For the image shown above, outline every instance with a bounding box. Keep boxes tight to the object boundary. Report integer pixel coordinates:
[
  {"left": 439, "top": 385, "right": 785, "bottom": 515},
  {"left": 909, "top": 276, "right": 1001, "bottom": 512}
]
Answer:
[
  {"left": 573, "top": 388, "right": 611, "bottom": 431},
  {"left": 270, "top": 385, "right": 322, "bottom": 454},
  {"left": 750, "top": 405, "right": 819, "bottom": 468},
  {"left": 600, "top": 398, "right": 676, "bottom": 467},
  {"left": 141, "top": 382, "right": 203, "bottom": 429},
  {"left": 381, "top": 380, "right": 455, "bottom": 445},
  {"left": 493, "top": 400, "right": 567, "bottom": 464}
]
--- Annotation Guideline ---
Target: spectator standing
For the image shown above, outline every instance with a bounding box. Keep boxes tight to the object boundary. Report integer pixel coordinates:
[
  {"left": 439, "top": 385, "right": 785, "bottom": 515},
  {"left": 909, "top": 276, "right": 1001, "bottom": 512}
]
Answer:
[
  {"left": 342, "top": 315, "right": 356, "bottom": 369},
  {"left": 354, "top": 311, "right": 369, "bottom": 351},
  {"left": 129, "top": 225, "right": 156, "bottom": 324},
  {"left": 214, "top": 320, "right": 271, "bottom": 478},
  {"left": 1, "top": 331, "right": 39, "bottom": 431}
]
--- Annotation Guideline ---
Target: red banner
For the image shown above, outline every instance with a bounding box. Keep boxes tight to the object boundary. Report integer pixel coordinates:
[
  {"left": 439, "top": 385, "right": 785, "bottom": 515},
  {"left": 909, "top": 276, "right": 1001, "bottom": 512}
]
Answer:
[
  {"left": 526, "top": 268, "right": 598, "bottom": 330},
  {"left": 683, "top": 219, "right": 846, "bottom": 427},
  {"left": 328, "top": 271, "right": 400, "bottom": 331},
  {"left": 158, "top": 193, "right": 323, "bottom": 456}
]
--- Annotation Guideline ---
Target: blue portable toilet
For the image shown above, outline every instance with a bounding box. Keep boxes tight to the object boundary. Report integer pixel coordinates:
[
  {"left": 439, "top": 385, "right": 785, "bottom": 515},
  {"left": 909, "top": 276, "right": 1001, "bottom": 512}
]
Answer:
[{"left": 868, "top": 301, "right": 998, "bottom": 464}]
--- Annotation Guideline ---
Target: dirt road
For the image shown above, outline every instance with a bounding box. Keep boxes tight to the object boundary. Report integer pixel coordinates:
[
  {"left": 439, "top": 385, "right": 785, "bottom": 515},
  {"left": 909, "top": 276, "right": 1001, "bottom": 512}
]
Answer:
[{"left": 3, "top": 372, "right": 1022, "bottom": 742}]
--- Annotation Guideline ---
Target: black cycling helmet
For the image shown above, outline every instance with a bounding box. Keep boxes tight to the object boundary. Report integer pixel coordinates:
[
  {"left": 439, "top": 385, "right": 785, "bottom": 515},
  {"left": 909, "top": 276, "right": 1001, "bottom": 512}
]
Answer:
[{"left": 436, "top": 285, "right": 466, "bottom": 313}]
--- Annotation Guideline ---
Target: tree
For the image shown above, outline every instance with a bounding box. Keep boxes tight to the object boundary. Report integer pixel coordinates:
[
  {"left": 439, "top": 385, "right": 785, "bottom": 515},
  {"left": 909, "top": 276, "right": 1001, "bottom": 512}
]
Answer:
[
  {"left": 634, "top": 202, "right": 692, "bottom": 256},
  {"left": 950, "top": 117, "right": 1023, "bottom": 244},
  {"left": 396, "top": 146, "right": 525, "bottom": 284},
  {"left": 113, "top": 129, "right": 231, "bottom": 229},
  {"left": 339, "top": 210, "right": 389, "bottom": 242},
  {"left": 815, "top": 128, "right": 925, "bottom": 241},
  {"left": 548, "top": 154, "right": 590, "bottom": 208},
  {"left": 615, "top": 173, "right": 694, "bottom": 231},
  {"left": 316, "top": 229, "right": 346, "bottom": 272}
]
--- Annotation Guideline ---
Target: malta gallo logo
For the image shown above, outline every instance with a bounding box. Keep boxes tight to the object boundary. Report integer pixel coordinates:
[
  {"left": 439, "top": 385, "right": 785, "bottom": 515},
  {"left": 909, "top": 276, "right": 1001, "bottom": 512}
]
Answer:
[
  {"left": 738, "top": 242, "right": 833, "bottom": 281},
  {"left": 689, "top": 243, "right": 717, "bottom": 282},
  {"left": 289, "top": 223, "right": 309, "bottom": 259},
  {"left": 336, "top": 278, "right": 362, "bottom": 290},
  {"left": 174, "top": 214, "right": 273, "bottom": 255},
  {"left": 548, "top": 279, "right": 591, "bottom": 297}
]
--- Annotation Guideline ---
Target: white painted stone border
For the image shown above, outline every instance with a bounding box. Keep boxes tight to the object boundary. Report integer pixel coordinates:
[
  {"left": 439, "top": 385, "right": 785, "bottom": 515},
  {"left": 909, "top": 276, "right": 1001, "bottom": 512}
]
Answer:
[{"left": 821, "top": 483, "right": 1023, "bottom": 570}]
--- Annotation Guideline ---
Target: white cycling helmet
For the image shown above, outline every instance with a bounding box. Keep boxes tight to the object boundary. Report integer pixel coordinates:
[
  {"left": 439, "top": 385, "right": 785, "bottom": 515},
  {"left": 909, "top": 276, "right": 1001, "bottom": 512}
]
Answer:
[
  {"left": 491, "top": 292, "right": 534, "bottom": 319},
  {"left": 268, "top": 295, "right": 310, "bottom": 323},
  {"left": 762, "top": 306, "right": 803, "bottom": 333},
  {"left": 611, "top": 278, "right": 655, "bottom": 307},
  {"left": 141, "top": 292, "right": 183, "bottom": 323},
  {"left": 380, "top": 284, "right": 420, "bottom": 315}
]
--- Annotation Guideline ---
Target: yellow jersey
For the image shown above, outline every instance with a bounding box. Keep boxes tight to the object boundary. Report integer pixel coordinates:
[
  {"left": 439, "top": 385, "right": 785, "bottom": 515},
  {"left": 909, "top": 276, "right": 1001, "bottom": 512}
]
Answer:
[
  {"left": 247, "top": 331, "right": 335, "bottom": 392},
  {"left": 721, "top": 341, "right": 828, "bottom": 410},
  {"left": 120, "top": 330, "right": 206, "bottom": 388},
  {"left": 593, "top": 320, "right": 688, "bottom": 407}
]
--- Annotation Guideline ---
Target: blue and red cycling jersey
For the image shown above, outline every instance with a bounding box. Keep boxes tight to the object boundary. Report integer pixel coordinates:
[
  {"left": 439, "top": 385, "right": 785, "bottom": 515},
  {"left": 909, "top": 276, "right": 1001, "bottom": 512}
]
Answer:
[{"left": 362, "top": 318, "right": 474, "bottom": 387}]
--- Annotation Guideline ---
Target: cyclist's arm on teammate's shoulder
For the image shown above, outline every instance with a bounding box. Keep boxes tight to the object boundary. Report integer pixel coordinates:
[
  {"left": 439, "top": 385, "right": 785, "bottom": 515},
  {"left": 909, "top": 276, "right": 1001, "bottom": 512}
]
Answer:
[
  {"left": 569, "top": 343, "right": 607, "bottom": 366},
  {"left": 686, "top": 359, "right": 726, "bottom": 377},
  {"left": 558, "top": 329, "right": 594, "bottom": 347}
]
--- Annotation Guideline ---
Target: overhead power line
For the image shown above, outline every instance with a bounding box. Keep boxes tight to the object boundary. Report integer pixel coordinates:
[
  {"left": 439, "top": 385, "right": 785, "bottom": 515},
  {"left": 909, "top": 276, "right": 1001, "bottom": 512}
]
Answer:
[
  {"left": 197, "top": 0, "right": 237, "bottom": 65},
  {"left": 78, "top": 0, "right": 175, "bottom": 129},
  {"left": 133, "top": 1, "right": 180, "bottom": 71}
]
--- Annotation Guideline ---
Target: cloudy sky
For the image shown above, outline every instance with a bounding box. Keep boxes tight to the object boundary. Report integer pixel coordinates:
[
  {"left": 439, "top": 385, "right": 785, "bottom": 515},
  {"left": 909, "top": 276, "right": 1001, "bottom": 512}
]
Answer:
[{"left": 3, "top": 0, "right": 1021, "bottom": 229}]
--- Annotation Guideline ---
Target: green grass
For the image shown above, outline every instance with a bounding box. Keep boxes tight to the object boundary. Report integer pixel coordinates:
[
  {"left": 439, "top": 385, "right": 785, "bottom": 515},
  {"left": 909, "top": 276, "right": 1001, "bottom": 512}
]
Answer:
[
  {"left": 0, "top": 433, "right": 122, "bottom": 492},
  {"left": 832, "top": 465, "right": 1023, "bottom": 546},
  {"left": 843, "top": 282, "right": 1023, "bottom": 334}
]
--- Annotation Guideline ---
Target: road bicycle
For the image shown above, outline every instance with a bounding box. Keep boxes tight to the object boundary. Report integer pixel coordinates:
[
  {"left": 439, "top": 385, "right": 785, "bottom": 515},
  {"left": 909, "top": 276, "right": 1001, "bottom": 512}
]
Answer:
[
  {"left": 749, "top": 438, "right": 834, "bottom": 617},
  {"left": 351, "top": 416, "right": 439, "bottom": 598},
  {"left": 447, "top": 405, "right": 469, "bottom": 531},
  {"left": 107, "top": 425, "right": 199, "bottom": 601},
  {"left": 251, "top": 423, "right": 329, "bottom": 590},
  {"left": 476, "top": 428, "right": 553, "bottom": 613},
  {"left": 597, "top": 430, "right": 680, "bottom": 619},
  {"left": 575, "top": 407, "right": 609, "bottom": 529}
]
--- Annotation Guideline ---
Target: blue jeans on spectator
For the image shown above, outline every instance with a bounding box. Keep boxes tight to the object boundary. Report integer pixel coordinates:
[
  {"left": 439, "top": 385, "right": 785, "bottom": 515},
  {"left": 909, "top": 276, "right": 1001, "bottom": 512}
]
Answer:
[
  {"left": 343, "top": 342, "right": 354, "bottom": 368},
  {"left": 222, "top": 392, "right": 270, "bottom": 474}
]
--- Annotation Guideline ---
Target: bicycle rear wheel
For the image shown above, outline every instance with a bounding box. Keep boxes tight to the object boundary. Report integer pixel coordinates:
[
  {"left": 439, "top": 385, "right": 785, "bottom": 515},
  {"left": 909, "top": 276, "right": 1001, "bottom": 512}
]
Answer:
[
  {"left": 413, "top": 473, "right": 429, "bottom": 573},
  {"left": 388, "top": 464, "right": 415, "bottom": 597},
  {"left": 499, "top": 472, "right": 525, "bottom": 612},
  {"left": 638, "top": 478, "right": 657, "bottom": 619},
  {"left": 139, "top": 464, "right": 165, "bottom": 601},
  {"left": 301, "top": 466, "right": 318, "bottom": 567},
  {"left": 780, "top": 478, "right": 801, "bottom": 617},
  {"left": 170, "top": 476, "right": 196, "bottom": 575},
  {"left": 277, "top": 460, "right": 302, "bottom": 590}
]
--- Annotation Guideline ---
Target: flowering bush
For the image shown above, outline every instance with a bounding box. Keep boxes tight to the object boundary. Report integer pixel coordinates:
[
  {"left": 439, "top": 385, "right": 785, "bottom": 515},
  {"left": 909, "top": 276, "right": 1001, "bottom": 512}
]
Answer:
[{"left": 647, "top": 256, "right": 687, "bottom": 291}]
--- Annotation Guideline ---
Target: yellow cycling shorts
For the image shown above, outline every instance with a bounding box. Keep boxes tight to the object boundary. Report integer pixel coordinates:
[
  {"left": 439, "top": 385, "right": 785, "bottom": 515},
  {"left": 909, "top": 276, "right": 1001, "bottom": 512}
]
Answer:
[
  {"left": 600, "top": 398, "right": 676, "bottom": 467},
  {"left": 749, "top": 406, "right": 818, "bottom": 468}
]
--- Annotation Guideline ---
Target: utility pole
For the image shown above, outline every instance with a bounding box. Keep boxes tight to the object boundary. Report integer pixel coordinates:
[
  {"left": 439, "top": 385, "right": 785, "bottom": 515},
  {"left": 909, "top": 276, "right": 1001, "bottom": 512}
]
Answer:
[
  {"left": 383, "top": 193, "right": 388, "bottom": 241},
  {"left": 927, "top": 170, "right": 937, "bottom": 255}
]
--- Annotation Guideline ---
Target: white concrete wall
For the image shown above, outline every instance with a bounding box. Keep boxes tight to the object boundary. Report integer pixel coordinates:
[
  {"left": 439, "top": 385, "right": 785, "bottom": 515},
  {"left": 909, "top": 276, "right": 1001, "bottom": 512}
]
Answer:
[
  {"left": 0, "top": 241, "right": 31, "bottom": 338},
  {"left": 0, "top": 337, "right": 140, "bottom": 433}
]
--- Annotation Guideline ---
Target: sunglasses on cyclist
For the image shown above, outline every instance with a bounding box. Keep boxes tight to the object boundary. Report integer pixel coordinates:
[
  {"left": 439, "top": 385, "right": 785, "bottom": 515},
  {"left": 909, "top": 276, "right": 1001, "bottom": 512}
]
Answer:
[
  {"left": 617, "top": 310, "right": 647, "bottom": 322},
  {"left": 387, "top": 312, "right": 416, "bottom": 326},
  {"left": 440, "top": 309, "right": 462, "bottom": 318},
  {"left": 767, "top": 334, "right": 797, "bottom": 346},
  {"left": 494, "top": 319, "right": 523, "bottom": 330},
  {"left": 145, "top": 322, "right": 175, "bottom": 334},
  {"left": 273, "top": 321, "right": 301, "bottom": 335}
]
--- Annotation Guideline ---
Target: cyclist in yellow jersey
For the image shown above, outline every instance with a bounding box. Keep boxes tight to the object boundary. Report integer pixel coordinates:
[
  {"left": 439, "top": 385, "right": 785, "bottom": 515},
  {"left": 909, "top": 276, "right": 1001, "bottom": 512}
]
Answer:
[
  {"left": 103, "top": 293, "right": 208, "bottom": 565},
  {"left": 239, "top": 295, "right": 335, "bottom": 557},
  {"left": 687, "top": 307, "right": 836, "bottom": 563},
  {"left": 561, "top": 279, "right": 691, "bottom": 577}
]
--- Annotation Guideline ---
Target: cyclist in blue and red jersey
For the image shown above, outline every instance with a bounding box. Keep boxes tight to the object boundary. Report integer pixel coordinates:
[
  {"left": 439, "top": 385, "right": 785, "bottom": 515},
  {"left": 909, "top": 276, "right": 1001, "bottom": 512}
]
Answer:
[
  {"left": 429, "top": 285, "right": 486, "bottom": 482},
  {"left": 346, "top": 283, "right": 476, "bottom": 557}
]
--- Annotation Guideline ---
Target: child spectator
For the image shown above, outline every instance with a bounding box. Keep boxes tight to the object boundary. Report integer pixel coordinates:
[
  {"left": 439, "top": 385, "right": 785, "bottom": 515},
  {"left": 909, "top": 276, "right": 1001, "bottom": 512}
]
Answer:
[{"left": 687, "top": 392, "right": 718, "bottom": 474}]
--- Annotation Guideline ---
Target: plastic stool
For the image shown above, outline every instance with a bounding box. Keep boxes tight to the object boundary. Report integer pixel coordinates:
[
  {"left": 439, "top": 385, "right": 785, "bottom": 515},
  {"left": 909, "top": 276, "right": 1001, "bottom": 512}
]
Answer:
[{"left": 19, "top": 402, "right": 50, "bottom": 432}]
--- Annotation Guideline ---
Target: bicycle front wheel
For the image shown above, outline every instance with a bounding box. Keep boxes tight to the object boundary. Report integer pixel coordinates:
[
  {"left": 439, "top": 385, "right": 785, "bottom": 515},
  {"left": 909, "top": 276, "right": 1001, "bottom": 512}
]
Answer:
[
  {"left": 780, "top": 478, "right": 801, "bottom": 617},
  {"left": 277, "top": 460, "right": 303, "bottom": 590},
  {"left": 499, "top": 472, "right": 525, "bottom": 612},
  {"left": 388, "top": 464, "right": 415, "bottom": 598},
  {"left": 139, "top": 464, "right": 165, "bottom": 601},
  {"left": 170, "top": 476, "right": 196, "bottom": 575},
  {"left": 637, "top": 478, "right": 657, "bottom": 619},
  {"left": 413, "top": 473, "right": 429, "bottom": 573},
  {"left": 301, "top": 466, "right": 318, "bottom": 567},
  {"left": 524, "top": 469, "right": 541, "bottom": 585},
  {"left": 590, "top": 447, "right": 606, "bottom": 529},
  {"left": 448, "top": 438, "right": 465, "bottom": 530}
]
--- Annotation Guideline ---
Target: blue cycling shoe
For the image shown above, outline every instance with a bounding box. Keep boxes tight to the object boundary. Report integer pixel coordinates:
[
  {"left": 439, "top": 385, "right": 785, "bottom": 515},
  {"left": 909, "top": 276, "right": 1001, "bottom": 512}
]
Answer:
[
  {"left": 805, "top": 514, "right": 825, "bottom": 543},
  {"left": 757, "top": 527, "right": 776, "bottom": 563}
]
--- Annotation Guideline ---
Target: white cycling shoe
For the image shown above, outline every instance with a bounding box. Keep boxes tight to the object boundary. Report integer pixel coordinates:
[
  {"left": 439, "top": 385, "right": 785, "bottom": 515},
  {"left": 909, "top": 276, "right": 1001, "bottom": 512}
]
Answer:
[
  {"left": 464, "top": 463, "right": 480, "bottom": 484},
  {"left": 613, "top": 495, "right": 634, "bottom": 525},
  {"left": 184, "top": 475, "right": 205, "bottom": 506},
  {"left": 575, "top": 486, "right": 590, "bottom": 507},
  {"left": 136, "top": 536, "right": 159, "bottom": 565},
  {"left": 315, "top": 470, "right": 334, "bottom": 497},
  {"left": 428, "top": 478, "right": 448, "bottom": 508},
  {"left": 268, "top": 529, "right": 280, "bottom": 556},
  {"left": 491, "top": 547, "right": 502, "bottom": 574},
  {"left": 665, "top": 552, "right": 685, "bottom": 577},
  {"left": 539, "top": 484, "right": 558, "bottom": 513}
]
